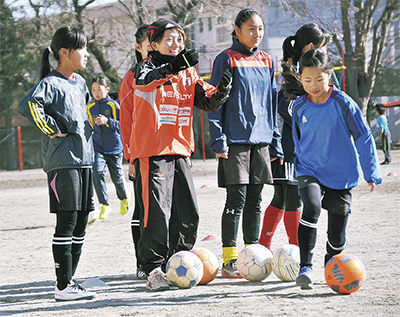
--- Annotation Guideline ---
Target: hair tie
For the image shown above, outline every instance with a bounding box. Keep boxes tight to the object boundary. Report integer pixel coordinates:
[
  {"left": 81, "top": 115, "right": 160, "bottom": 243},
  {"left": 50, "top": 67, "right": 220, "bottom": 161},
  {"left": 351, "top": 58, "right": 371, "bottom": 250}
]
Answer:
[{"left": 48, "top": 46, "right": 52, "bottom": 53}]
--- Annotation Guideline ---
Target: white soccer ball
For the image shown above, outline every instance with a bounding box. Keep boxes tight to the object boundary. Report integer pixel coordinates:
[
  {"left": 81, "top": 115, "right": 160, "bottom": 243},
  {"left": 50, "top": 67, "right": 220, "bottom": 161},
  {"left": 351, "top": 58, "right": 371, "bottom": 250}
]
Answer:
[
  {"left": 237, "top": 244, "right": 273, "bottom": 282},
  {"left": 166, "top": 251, "right": 203, "bottom": 288},
  {"left": 271, "top": 244, "right": 300, "bottom": 281}
]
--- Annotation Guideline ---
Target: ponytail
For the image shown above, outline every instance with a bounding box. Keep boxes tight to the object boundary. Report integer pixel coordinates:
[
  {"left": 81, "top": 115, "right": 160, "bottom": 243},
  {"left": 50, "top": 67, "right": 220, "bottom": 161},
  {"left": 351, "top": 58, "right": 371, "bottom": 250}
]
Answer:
[
  {"left": 282, "top": 36, "right": 298, "bottom": 62},
  {"left": 40, "top": 47, "right": 52, "bottom": 80},
  {"left": 281, "top": 62, "right": 305, "bottom": 100}
]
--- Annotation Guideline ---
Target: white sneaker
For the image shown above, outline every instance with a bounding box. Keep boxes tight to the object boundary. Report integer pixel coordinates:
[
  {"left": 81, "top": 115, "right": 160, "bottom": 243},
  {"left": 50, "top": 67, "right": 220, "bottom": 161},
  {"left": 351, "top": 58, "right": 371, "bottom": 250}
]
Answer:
[
  {"left": 55, "top": 280, "right": 96, "bottom": 301},
  {"left": 146, "top": 268, "right": 171, "bottom": 291},
  {"left": 87, "top": 207, "right": 99, "bottom": 226}
]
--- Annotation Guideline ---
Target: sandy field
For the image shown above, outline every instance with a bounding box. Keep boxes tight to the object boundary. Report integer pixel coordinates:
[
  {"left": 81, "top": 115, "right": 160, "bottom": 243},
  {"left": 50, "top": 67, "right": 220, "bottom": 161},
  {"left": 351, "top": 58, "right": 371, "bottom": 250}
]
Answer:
[{"left": 1, "top": 150, "right": 399, "bottom": 316}]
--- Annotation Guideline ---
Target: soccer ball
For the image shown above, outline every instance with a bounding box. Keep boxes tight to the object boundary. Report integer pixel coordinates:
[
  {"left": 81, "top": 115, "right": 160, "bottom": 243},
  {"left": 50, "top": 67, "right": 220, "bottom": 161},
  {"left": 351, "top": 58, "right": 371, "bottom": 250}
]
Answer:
[
  {"left": 237, "top": 244, "right": 273, "bottom": 282},
  {"left": 191, "top": 248, "right": 219, "bottom": 284},
  {"left": 271, "top": 244, "right": 300, "bottom": 282},
  {"left": 325, "top": 253, "right": 366, "bottom": 294},
  {"left": 166, "top": 251, "right": 203, "bottom": 288}
]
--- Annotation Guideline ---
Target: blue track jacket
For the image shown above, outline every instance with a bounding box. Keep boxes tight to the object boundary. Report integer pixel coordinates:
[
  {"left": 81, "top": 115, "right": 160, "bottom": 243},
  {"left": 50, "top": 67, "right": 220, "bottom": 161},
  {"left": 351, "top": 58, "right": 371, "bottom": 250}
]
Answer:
[
  {"left": 87, "top": 95, "right": 123, "bottom": 155},
  {"left": 208, "top": 40, "right": 283, "bottom": 158},
  {"left": 292, "top": 86, "right": 382, "bottom": 189}
]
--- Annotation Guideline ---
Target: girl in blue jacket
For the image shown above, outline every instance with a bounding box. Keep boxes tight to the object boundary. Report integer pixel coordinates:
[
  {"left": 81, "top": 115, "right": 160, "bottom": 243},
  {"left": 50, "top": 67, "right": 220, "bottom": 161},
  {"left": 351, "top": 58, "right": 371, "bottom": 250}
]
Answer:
[
  {"left": 283, "top": 49, "right": 382, "bottom": 290},
  {"left": 208, "top": 8, "right": 283, "bottom": 278}
]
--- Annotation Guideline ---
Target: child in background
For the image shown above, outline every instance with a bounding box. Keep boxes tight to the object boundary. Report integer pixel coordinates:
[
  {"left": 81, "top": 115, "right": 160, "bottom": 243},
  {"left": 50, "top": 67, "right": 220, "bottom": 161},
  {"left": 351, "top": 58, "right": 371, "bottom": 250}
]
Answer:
[
  {"left": 132, "top": 18, "right": 232, "bottom": 290},
  {"left": 119, "top": 24, "right": 151, "bottom": 280},
  {"left": 259, "top": 24, "right": 331, "bottom": 251},
  {"left": 282, "top": 48, "right": 382, "bottom": 290},
  {"left": 87, "top": 76, "right": 131, "bottom": 220},
  {"left": 208, "top": 8, "right": 283, "bottom": 278},
  {"left": 18, "top": 26, "right": 96, "bottom": 301},
  {"left": 376, "top": 104, "right": 391, "bottom": 164}
]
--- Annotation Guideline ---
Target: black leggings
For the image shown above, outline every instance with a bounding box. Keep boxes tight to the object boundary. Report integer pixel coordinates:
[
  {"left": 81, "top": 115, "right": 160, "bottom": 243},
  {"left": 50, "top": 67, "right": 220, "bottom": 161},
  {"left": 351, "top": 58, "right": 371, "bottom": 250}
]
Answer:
[
  {"left": 53, "top": 210, "right": 88, "bottom": 290},
  {"left": 297, "top": 176, "right": 350, "bottom": 267}
]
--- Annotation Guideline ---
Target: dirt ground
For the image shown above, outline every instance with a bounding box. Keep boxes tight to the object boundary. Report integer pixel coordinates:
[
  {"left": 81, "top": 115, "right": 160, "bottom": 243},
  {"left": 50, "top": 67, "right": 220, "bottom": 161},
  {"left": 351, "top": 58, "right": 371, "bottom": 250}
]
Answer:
[{"left": 1, "top": 150, "right": 399, "bottom": 316}]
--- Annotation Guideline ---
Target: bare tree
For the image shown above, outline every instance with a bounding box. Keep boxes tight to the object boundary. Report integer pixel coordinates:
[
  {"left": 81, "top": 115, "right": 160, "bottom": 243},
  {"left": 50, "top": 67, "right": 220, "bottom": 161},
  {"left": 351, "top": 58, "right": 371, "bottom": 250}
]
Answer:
[{"left": 266, "top": 0, "right": 400, "bottom": 116}]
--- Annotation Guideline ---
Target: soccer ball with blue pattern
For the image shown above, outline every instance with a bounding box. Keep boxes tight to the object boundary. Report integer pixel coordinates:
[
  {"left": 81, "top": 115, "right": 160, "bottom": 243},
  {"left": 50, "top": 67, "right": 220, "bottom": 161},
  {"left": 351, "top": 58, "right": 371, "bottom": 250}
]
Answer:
[
  {"left": 271, "top": 244, "right": 300, "bottom": 281},
  {"left": 166, "top": 251, "right": 204, "bottom": 288}
]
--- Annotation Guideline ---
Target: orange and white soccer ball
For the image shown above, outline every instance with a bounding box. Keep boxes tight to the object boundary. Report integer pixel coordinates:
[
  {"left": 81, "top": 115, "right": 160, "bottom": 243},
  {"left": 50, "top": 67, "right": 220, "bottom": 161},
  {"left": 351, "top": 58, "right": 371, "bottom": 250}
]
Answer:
[
  {"left": 191, "top": 248, "right": 219, "bottom": 284},
  {"left": 325, "top": 253, "right": 366, "bottom": 294}
]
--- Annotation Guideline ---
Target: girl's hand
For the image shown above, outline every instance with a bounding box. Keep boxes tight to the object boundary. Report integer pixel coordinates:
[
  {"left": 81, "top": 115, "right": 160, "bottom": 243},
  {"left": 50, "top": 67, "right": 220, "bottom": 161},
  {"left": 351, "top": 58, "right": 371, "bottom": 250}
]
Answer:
[
  {"left": 95, "top": 114, "right": 108, "bottom": 125},
  {"left": 129, "top": 163, "right": 136, "bottom": 179},
  {"left": 216, "top": 152, "right": 228, "bottom": 159},
  {"left": 271, "top": 157, "right": 284, "bottom": 165},
  {"left": 49, "top": 130, "right": 68, "bottom": 139},
  {"left": 368, "top": 182, "right": 376, "bottom": 193}
]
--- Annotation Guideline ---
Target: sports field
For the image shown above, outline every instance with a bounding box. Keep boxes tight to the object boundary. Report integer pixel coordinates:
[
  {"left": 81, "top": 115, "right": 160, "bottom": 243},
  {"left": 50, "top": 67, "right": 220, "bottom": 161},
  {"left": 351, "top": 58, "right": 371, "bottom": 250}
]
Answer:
[{"left": 1, "top": 150, "right": 399, "bottom": 316}]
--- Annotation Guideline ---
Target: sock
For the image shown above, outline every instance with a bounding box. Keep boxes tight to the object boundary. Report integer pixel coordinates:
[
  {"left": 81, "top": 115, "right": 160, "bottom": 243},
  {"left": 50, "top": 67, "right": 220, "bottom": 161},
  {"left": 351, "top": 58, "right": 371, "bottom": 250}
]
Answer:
[
  {"left": 71, "top": 235, "right": 85, "bottom": 277},
  {"left": 52, "top": 236, "right": 73, "bottom": 290},
  {"left": 283, "top": 210, "right": 301, "bottom": 246},
  {"left": 222, "top": 246, "right": 238, "bottom": 265},
  {"left": 259, "top": 205, "right": 284, "bottom": 250}
]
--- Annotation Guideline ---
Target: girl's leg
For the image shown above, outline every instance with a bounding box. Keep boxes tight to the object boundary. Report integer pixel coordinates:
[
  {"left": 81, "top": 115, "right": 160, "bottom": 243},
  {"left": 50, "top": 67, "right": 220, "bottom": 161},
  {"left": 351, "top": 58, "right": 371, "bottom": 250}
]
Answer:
[
  {"left": 297, "top": 177, "right": 322, "bottom": 268},
  {"left": 325, "top": 211, "right": 349, "bottom": 265},
  {"left": 169, "top": 156, "right": 199, "bottom": 260},
  {"left": 71, "top": 211, "right": 89, "bottom": 277},
  {"left": 53, "top": 211, "right": 78, "bottom": 290},
  {"left": 106, "top": 152, "right": 128, "bottom": 201},
  {"left": 283, "top": 184, "right": 302, "bottom": 246},
  {"left": 242, "top": 183, "right": 264, "bottom": 245},
  {"left": 93, "top": 151, "right": 109, "bottom": 205},
  {"left": 259, "top": 185, "right": 284, "bottom": 250},
  {"left": 222, "top": 184, "right": 246, "bottom": 265}
]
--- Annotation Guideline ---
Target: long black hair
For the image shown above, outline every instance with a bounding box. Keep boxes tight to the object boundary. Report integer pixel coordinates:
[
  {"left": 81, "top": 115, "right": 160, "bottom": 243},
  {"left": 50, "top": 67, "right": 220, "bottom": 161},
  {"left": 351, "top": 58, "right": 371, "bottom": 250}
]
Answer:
[
  {"left": 281, "top": 48, "right": 332, "bottom": 99},
  {"left": 40, "top": 26, "right": 87, "bottom": 79},
  {"left": 282, "top": 23, "right": 331, "bottom": 63},
  {"left": 231, "top": 8, "right": 263, "bottom": 42}
]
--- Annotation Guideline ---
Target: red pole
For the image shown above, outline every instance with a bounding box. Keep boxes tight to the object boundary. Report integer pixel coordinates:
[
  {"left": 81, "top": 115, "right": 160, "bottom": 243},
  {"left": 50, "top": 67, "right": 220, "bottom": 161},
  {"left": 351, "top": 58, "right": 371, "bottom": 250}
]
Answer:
[
  {"left": 17, "top": 126, "right": 23, "bottom": 171},
  {"left": 341, "top": 49, "right": 346, "bottom": 93}
]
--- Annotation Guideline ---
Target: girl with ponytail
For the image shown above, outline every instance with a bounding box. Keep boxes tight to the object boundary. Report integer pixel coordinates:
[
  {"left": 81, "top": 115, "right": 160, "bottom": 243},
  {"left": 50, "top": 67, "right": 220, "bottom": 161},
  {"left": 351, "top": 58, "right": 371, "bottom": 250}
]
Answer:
[{"left": 19, "top": 26, "right": 95, "bottom": 301}]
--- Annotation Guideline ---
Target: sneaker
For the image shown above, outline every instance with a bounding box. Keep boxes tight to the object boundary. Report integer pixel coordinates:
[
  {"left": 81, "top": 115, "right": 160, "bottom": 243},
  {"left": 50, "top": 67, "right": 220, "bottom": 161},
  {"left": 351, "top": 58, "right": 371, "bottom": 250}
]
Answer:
[
  {"left": 87, "top": 207, "right": 99, "bottom": 226},
  {"left": 136, "top": 266, "right": 148, "bottom": 280},
  {"left": 120, "top": 191, "right": 132, "bottom": 215},
  {"left": 55, "top": 280, "right": 96, "bottom": 301},
  {"left": 99, "top": 204, "right": 112, "bottom": 220},
  {"left": 222, "top": 259, "right": 242, "bottom": 278},
  {"left": 146, "top": 267, "right": 170, "bottom": 291},
  {"left": 296, "top": 266, "right": 314, "bottom": 290}
]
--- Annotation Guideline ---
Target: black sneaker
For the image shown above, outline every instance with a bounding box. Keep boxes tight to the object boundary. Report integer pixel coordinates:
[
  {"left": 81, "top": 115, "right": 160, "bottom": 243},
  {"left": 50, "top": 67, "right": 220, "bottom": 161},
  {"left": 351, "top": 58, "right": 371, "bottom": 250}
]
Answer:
[{"left": 136, "top": 266, "right": 148, "bottom": 280}]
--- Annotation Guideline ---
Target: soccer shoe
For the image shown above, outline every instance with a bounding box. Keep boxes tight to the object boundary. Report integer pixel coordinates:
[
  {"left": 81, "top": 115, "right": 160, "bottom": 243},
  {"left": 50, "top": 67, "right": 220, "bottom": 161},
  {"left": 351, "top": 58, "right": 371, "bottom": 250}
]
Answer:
[
  {"left": 99, "top": 204, "right": 112, "bottom": 220},
  {"left": 87, "top": 207, "right": 99, "bottom": 226},
  {"left": 146, "top": 267, "right": 171, "bottom": 291},
  {"left": 136, "top": 266, "right": 148, "bottom": 280},
  {"left": 120, "top": 191, "right": 132, "bottom": 215},
  {"left": 296, "top": 266, "right": 314, "bottom": 290},
  {"left": 222, "top": 259, "right": 243, "bottom": 278},
  {"left": 55, "top": 280, "right": 96, "bottom": 301}
]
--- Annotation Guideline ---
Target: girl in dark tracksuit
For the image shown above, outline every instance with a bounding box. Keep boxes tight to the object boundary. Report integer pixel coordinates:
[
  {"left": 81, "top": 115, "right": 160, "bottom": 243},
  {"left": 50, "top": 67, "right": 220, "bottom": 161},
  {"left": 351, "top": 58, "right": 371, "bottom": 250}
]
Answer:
[
  {"left": 18, "top": 26, "right": 95, "bottom": 301},
  {"left": 259, "top": 24, "right": 331, "bottom": 251},
  {"left": 208, "top": 9, "right": 283, "bottom": 278}
]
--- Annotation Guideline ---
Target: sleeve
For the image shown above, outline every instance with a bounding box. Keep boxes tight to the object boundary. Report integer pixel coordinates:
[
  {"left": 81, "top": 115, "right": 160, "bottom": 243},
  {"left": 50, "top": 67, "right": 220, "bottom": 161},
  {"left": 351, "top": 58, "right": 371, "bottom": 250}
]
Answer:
[
  {"left": 134, "top": 60, "right": 175, "bottom": 92},
  {"left": 269, "top": 59, "right": 284, "bottom": 159},
  {"left": 18, "top": 81, "right": 60, "bottom": 137},
  {"left": 119, "top": 70, "right": 135, "bottom": 161},
  {"left": 87, "top": 102, "right": 95, "bottom": 129},
  {"left": 208, "top": 52, "right": 231, "bottom": 154},
  {"left": 192, "top": 70, "right": 230, "bottom": 112},
  {"left": 106, "top": 100, "right": 120, "bottom": 132},
  {"left": 344, "top": 99, "right": 382, "bottom": 184}
]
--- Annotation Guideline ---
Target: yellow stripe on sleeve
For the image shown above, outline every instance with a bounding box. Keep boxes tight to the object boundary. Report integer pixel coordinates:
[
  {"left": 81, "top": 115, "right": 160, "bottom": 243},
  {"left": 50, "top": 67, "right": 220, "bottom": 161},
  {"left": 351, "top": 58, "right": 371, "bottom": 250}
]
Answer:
[{"left": 28, "top": 101, "right": 54, "bottom": 135}]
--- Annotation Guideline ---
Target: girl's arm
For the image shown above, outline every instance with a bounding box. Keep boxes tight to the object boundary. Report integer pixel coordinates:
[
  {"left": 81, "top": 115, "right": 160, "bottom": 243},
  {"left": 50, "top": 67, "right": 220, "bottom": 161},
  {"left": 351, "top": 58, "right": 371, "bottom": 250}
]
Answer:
[
  {"left": 208, "top": 53, "right": 231, "bottom": 154},
  {"left": 119, "top": 70, "right": 135, "bottom": 161},
  {"left": 18, "top": 81, "right": 61, "bottom": 137}
]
